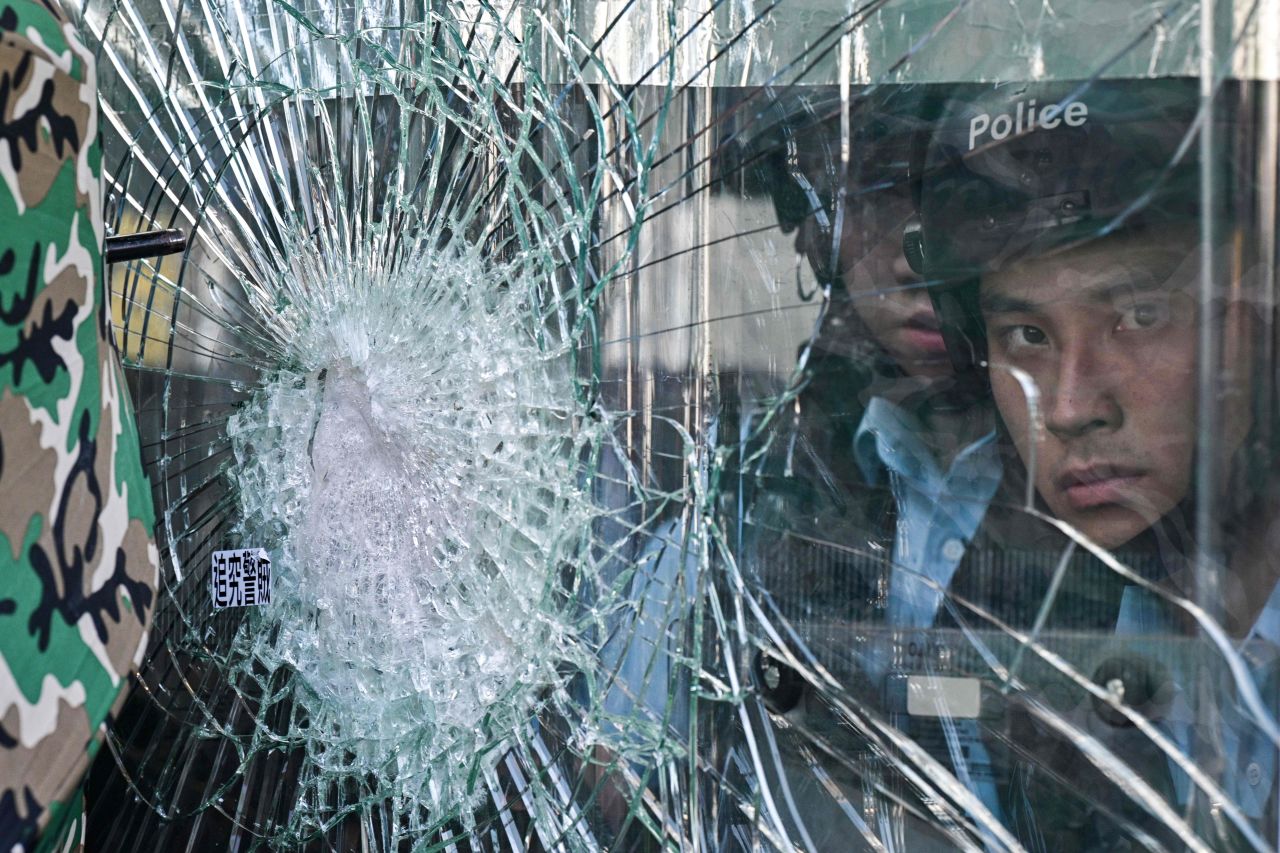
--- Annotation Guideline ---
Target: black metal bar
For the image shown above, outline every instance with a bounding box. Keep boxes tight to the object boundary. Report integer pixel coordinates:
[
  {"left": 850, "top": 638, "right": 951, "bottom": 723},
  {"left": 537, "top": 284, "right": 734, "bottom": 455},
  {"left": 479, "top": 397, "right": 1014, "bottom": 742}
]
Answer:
[{"left": 104, "top": 229, "right": 187, "bottom": 264}]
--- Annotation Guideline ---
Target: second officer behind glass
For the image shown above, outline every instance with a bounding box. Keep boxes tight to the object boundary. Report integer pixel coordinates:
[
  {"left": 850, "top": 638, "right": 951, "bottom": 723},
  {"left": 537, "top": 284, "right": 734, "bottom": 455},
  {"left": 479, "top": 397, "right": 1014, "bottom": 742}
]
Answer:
[{"left": 718, "top": 88, "right": 1011, "bottom": 849}]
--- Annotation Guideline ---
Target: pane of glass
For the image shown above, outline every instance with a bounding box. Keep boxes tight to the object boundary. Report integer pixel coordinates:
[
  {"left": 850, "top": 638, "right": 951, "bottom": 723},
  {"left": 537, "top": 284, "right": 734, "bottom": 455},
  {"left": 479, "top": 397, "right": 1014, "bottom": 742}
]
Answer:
[{"left": 48, "top": 0, "right": 1280, "bottom": 850}]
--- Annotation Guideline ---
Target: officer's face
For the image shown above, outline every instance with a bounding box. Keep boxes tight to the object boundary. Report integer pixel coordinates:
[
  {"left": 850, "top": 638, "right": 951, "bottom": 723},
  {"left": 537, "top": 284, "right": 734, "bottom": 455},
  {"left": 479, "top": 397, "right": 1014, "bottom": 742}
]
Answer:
[
  {"left": 789, "top": 161, "right": 952, "bottom": 380},
  {"left": 981, "top": 231, "right": 1200, "bottom": 549}
]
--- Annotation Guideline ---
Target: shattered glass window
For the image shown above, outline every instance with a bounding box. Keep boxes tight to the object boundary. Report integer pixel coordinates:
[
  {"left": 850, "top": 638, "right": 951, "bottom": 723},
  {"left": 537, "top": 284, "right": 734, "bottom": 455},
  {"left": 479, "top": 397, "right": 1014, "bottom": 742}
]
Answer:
[{"left": 40, "top": 0, "right": 1280, "bottom": 849}]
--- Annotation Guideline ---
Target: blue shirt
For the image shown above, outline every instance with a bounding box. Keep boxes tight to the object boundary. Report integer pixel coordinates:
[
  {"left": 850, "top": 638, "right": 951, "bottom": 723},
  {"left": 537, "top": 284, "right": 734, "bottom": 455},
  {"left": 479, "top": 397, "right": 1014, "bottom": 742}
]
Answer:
[
  {"left": 853, "top": 396, "right": 1002, "bottom": 628},
  {"left": 1117, "top": 580, "right": 1280, "bottom": 836},
  {"left": 852, "top": 397, "right": 1005, "bottom": 835}
]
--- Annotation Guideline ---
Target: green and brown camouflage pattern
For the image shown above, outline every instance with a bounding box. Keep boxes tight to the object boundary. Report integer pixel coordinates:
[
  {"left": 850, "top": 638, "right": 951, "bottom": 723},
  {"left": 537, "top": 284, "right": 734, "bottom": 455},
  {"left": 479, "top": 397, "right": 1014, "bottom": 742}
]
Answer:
[{"left": 0, "top": 1, "right": 159, "bottom": 850}]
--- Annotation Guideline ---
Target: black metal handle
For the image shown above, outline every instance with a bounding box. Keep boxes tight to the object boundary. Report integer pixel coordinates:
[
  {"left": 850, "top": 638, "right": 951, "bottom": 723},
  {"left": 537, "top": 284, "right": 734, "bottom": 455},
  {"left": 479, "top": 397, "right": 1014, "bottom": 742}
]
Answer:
[{"left": 104, "top": 229, "right": 187, "bottom": 264}]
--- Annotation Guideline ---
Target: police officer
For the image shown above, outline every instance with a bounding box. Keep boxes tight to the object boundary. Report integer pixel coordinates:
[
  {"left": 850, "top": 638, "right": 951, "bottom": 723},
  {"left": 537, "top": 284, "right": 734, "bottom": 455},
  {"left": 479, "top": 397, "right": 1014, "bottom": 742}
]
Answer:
[
  {"left": 911, "top": 77, "right": 1279, "bottom": 850},
  {"left": 706, "top": 87, "right": 1017, "bottom": 850}
]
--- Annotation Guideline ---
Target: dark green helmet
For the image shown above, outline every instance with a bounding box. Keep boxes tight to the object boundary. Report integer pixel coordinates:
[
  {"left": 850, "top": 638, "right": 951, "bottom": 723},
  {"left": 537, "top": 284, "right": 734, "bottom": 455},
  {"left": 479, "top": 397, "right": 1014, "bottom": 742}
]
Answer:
[
  {"left": 723, "top": 85, "right": 927, "bottom": 254},
  {"left": 907, "top": 77, "right": 1205, "bottom": 370}
]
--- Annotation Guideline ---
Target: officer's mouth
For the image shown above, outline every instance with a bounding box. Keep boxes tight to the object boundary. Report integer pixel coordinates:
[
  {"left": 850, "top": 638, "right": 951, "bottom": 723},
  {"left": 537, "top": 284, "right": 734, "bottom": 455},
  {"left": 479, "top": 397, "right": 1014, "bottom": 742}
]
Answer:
[
  {"left": 898, "top": 311, "right": 948, "bottom": 356},
  {"left": 1055, "top": 463, "right": 1148, "bottom": 511}
]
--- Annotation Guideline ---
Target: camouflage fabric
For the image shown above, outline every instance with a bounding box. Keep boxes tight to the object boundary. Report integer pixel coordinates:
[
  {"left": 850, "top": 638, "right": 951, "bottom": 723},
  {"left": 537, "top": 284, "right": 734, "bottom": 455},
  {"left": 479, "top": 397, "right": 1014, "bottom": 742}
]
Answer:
[{"left": 0, "top": 2, "right": 159, "bottom": 850}]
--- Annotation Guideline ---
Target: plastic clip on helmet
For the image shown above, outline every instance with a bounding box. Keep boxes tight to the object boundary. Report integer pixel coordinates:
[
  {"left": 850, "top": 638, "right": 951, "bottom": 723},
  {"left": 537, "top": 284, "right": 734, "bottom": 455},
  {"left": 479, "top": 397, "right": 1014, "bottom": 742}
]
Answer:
[{"left": 905, "top": 78, "right": 1203, "bottom": 377}]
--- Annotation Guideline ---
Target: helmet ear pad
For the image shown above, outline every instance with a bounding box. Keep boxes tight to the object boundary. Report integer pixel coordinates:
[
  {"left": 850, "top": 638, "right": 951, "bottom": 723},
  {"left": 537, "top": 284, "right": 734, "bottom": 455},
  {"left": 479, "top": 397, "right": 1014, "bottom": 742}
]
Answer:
[
  {"left": 928, "top": 277, "right": 989, "bottom": 389},
  {"left": 904, "top": 212, "right": 990, "bottom": 397}
]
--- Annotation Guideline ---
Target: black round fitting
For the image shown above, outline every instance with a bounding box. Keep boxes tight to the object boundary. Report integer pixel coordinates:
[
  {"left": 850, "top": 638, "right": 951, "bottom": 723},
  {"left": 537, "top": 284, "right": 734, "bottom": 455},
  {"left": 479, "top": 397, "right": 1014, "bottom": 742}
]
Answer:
[{"left": 754, "top": 650, "right": 804, "bottom": 713}]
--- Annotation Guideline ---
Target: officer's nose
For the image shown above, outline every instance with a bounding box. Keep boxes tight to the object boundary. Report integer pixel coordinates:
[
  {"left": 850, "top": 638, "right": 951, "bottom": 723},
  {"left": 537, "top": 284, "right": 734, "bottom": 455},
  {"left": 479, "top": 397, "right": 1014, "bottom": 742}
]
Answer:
[
  {"left": 1044, "top": 339, "right": 1123, "bottom": 439},
  {"left": 892, "top": 249, "right": 921, "bottom": 286}
]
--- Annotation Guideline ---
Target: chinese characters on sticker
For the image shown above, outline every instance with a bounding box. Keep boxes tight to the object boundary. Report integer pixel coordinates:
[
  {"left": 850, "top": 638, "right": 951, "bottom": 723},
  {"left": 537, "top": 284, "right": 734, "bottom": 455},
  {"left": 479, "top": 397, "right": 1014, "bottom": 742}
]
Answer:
[{"left": 211, "top": 548, "right": 272, "bottom": 609}]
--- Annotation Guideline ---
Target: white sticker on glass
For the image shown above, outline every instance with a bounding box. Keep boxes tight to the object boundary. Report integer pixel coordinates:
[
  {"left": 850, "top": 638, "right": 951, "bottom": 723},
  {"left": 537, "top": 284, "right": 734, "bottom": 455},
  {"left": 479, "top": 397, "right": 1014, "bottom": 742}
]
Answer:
[
  {"left": 906, "top": 675, "right": 982, "bottom": 719},
  {"left": 210, "top": 548, "right": 272, "bottom": 609}
]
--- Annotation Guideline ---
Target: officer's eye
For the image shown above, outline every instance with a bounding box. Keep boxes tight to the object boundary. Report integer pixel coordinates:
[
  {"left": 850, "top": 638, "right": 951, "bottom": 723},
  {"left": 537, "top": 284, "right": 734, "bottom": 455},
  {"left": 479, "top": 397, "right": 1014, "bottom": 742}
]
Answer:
[
  {"left": 1116, "top": 300, "right": 1170, "bottom": 331},
  {"left": 999, "top": 324, "right": 1048, "bottom": 350}
]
